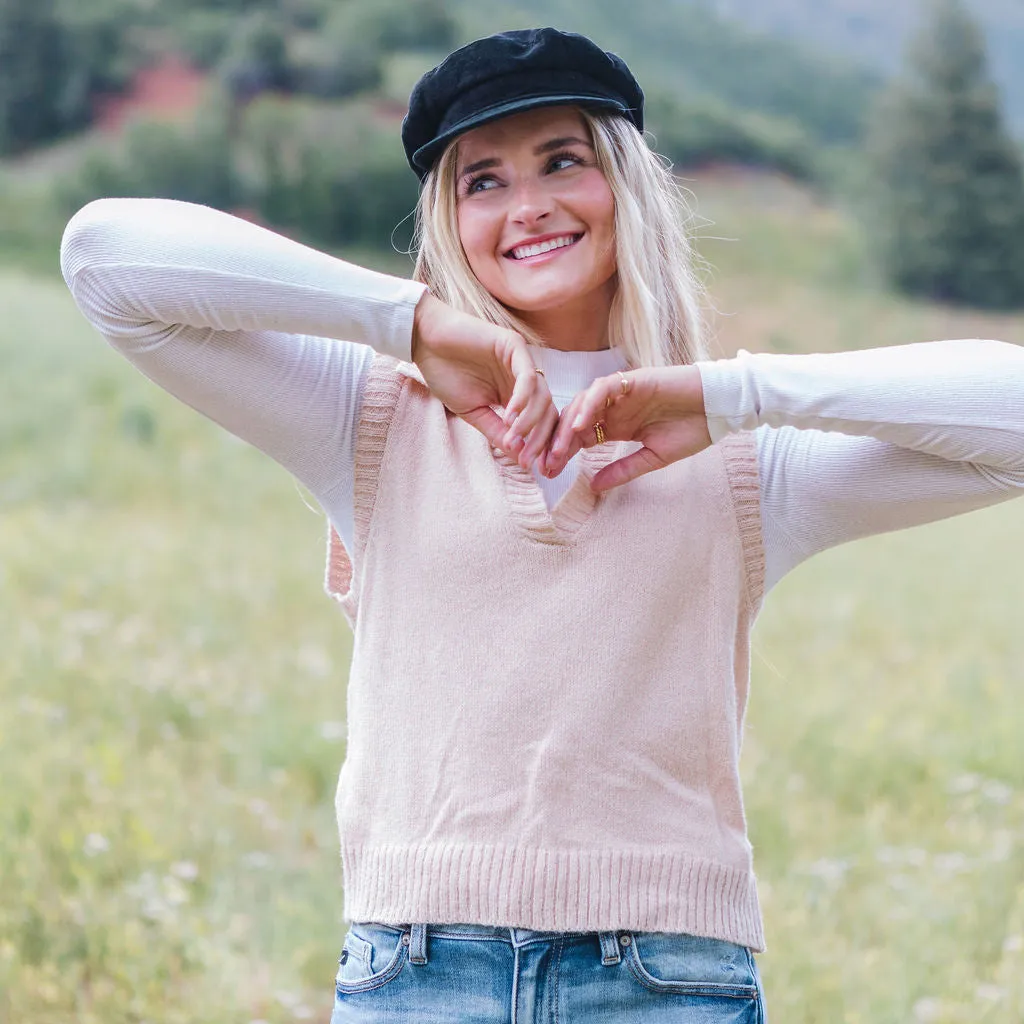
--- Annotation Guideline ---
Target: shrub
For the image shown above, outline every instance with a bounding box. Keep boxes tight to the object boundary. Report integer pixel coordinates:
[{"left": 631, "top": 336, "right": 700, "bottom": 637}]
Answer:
[
  {"left": 238, "top": 97, "right": 418, "bottom": 250},
  {"left": 286, "top": 32, "right": 384, "bottom": 101},
  {"left": 54, "top": 89, "right": 241, "bottom": 213},
  {"left": 646, "top": 92, "right": 817, "bottom": 181}
]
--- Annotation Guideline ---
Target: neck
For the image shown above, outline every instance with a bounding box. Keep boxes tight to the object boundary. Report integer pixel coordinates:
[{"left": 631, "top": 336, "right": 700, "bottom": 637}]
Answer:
[{"left": 513, "top": 279, "right": 615, "bottom": 352}]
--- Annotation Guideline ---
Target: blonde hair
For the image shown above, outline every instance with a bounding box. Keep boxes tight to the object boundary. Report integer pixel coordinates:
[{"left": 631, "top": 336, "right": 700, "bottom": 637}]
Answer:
[{"left": 411, "top": 108, "right": 707, "bottom": 367}]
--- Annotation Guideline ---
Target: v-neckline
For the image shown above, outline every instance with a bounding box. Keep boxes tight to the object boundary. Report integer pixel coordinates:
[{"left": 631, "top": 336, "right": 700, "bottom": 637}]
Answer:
[{"left": 490, "top": 437, "right": 627, "bottom": 545}]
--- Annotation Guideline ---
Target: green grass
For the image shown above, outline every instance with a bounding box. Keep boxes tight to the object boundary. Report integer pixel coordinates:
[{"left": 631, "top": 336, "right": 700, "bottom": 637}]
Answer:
[{"left": 1, "top": 175, "right": 1023, "bottom": 1022}]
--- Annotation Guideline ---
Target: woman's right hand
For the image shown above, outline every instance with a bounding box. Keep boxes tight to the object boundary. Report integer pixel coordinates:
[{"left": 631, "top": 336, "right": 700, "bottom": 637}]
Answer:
[{"left": 411, "top": 292, "right": 558, "bottom": 468}]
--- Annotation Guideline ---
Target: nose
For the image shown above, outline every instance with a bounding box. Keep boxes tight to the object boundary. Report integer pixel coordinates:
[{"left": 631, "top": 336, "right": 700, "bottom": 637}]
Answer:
[{"left": 508, "top": 176, "right": 554, "bottom": 227}]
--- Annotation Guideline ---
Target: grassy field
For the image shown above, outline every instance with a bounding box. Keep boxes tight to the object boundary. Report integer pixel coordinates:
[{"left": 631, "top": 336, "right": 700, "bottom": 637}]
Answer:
[{"left": 1, "top": 173, "right": 1022, "bottom": 1023}]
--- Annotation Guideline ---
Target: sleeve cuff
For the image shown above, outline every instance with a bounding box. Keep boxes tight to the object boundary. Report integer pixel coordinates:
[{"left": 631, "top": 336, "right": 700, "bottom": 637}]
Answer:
[
  {"left": 696, "top": 352, "right": 761, "bottom": 442},
  {"left": 370, "top": 278, "right": 428, "bottom": 363}
]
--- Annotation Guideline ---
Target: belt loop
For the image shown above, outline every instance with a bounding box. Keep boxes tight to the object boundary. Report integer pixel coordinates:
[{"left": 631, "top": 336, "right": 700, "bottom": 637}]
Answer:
[
  {"left": 598, "top": 930, "right": 622, "bottom": 965},
  {"left": 408, "top": 923, "right": 428, "bottom": 965}
]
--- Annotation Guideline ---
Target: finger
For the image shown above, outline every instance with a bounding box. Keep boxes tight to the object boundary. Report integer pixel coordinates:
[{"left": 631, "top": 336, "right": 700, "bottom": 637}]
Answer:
[
  {"left": 548, "top": 392, "right": 586, "bottom": 467},
  {"left": 501, "top": 340, "right": 540, "bottom": 427},
  {"left": 544, "top": 411, "right": 578, "bottom": 476},
  {"left": 461, "top": 405, "right": 514, "bottom": 451},
  {"left": 570, "top": 377, "right": 617, "bottom": 438},
  {"left": 590, "top": 446, "right": 665, "bottom": 491},
  {"left": 507, "top": 375, "right": 554, "bottom": 448},
  {"left": 543, "top": 428, "right": 586, "bottom": 476},
  {"left": 556, "top": 420, "right": 603, "bottom": 473},
  {"left": 521, "top": 401, "right": 560, "bottom": 467}
]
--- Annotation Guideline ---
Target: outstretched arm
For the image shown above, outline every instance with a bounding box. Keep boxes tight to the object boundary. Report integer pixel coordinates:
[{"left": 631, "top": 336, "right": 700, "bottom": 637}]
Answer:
[
  {"left": 547, "top": 338, "right": 1024, "bottom": 594},
  {"left": 699, "top": 340, "right": 1024, "bottom": 592}
]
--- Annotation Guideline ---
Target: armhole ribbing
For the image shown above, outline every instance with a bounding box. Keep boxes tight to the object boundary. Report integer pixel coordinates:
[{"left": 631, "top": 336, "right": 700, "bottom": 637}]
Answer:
[
  {"left": 324, "top": 353, "right": 408, "bottom": 624},
  {"left": 720, "top": 431, "right": 766, "bottom": 613}
]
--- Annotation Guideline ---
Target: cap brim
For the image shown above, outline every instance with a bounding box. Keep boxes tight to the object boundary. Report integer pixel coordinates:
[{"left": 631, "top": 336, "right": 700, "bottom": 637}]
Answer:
[{"left": 411, "top": 93, "right": 630, "bottom": 177}]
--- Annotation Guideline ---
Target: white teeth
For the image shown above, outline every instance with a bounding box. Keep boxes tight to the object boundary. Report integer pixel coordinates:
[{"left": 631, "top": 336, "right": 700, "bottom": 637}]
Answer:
[{"left": 510, "top": 235, "right": 578, "bottom": 260}]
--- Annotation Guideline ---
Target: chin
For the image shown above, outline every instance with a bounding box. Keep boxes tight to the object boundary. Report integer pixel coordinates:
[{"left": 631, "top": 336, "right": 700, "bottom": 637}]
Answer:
[{"left": 498, "top": 281, "right": 594, "bottom": 313}]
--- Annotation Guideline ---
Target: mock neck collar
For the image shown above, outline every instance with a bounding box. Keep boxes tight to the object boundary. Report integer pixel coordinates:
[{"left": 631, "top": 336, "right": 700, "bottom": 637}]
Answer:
[{"left": 526, "top": 344, "right": 629, "bottom": 401}]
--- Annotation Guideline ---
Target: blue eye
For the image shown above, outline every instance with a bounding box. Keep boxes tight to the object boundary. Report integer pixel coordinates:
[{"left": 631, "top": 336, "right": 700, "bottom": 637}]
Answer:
[
  {"left": 547, "top": 151, "right": 584, "bottom": 172},
  {"left": 465, "top": 175, "right": 498, "bottom": 195}
]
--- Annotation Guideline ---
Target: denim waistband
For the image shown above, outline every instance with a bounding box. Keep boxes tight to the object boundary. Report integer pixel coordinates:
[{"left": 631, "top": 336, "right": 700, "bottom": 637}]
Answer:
[{"left": 353, "top": 920, "right": 627, "bottom": 964}]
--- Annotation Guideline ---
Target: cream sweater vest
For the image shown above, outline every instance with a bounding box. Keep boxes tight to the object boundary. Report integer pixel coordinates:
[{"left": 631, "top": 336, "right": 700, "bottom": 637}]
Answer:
[{"left": 326, "top": 354, "right": 767, "bottom": 951}]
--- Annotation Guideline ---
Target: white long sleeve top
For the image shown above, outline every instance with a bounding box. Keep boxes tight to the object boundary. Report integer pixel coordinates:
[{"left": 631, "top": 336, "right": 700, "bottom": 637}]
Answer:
[{"left": 59, "top": 198, "right": 1024, "bottom": 594}]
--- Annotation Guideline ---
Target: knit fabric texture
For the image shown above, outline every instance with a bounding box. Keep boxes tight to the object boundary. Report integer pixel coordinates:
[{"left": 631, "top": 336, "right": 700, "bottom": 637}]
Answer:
[{"left": 326, "top": 354, "right": 768, "bottom": 950}]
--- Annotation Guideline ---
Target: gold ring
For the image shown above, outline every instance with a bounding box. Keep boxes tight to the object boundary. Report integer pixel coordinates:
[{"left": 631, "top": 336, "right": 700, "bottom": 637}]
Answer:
[
  {"left": 534, "top": 367, "right": 545, "bottom": 377},
  {"left": 594, "top": 421, "right": 606, "bottom": 445},
  {"left": 617, "top": 371, "right": 631, "bottom": 396}
]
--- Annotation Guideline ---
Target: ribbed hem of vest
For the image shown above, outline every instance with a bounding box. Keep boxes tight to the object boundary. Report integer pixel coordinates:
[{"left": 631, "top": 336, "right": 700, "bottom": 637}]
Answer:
[
  {"left": 719, "top": 432, "right": 766, "bottom": 611},
  {"left": 339, "top": 841, "right": 766, "bottom": 952},
  {"left": 324, "top": 354, "right": 406, "bottom": 621}
]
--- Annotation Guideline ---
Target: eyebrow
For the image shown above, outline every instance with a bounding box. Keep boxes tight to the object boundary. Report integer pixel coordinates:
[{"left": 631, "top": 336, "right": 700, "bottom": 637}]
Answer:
[{"left": 458, "top": 135, "right": 593, "bottom": 178}]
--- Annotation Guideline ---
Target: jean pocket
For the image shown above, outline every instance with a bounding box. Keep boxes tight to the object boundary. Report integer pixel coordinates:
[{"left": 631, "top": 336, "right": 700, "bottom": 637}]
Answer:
[
  {"left": 622, "top": 930, "right": 760, "bottom": 1000},
  {"left": 335, "top": 921, "right": 408, "bottom": 994}
]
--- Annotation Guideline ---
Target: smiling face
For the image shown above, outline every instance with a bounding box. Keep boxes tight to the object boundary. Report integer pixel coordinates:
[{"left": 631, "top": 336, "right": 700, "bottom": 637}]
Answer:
[{"left": 453, "top": 106, "right": 618, "bottom": 345}]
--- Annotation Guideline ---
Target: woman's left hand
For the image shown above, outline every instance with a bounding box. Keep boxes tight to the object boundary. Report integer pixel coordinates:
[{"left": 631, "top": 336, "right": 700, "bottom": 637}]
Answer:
[{"left": 540, "top": 365, "right": 712, "bottom": 491}]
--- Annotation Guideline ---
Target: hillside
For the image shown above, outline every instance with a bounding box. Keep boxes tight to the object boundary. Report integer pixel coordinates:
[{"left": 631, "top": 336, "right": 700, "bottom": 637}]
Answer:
[
  {"left": 0, "top": 0, "right": 879, "bottom": 162},
  {"left": 456, "top": 0, "right": 878, "bottom": 143},
  {"left": 696, "top": 0, "right": 1024, "bottom": 129}
]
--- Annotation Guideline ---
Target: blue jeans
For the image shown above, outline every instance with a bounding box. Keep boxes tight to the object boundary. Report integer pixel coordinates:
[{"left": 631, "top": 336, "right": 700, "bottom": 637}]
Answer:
[{"left": 330, "top": 920, "right": 768, "bottom": 1022}]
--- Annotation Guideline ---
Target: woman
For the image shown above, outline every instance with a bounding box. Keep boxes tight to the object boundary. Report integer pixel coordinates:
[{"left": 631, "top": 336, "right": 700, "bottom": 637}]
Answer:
[{"left": 60, "top": 26, "right": 1024, "bottom": 1024}]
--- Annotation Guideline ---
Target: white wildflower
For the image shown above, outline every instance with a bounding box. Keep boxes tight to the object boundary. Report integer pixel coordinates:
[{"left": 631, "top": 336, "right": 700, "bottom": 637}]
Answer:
[
  {"left": 987, "top": 831, "right": 1014, "bottom": 862},
  {"left": 320, "top": 720, "right": 347, "bottom": 741},
  {"left": 298, "top": 644, "right": 331, "bottom": 678},
  {"left": 933, "top": 852, "right": 969, "bottom": 875},
  {"left": 247, "top": 798, "right": 269, "bottom": 817},
  {"left": 912, "top": 997, "right": 944, "bottom": 1022},
  {"left": 806, "top": 857, "right": 851, "bottom": 885},
  {"left": 170, "top": 860, "right": 199, "bottom": 881},
  {"left": 980, "top": 779, "right": 1013, "bottom": 805},
  {"left": 83, "top": 833, "right": 109, "bottom": 857},
  {"left": 948, "top": 773, "right": 981, "bottom": 795},
  {"left": 64, "top": 610, "right": 111, "bottom": 635},
  {"left": 976, "top": 984, "right": 1006, "bottom": 1002}
]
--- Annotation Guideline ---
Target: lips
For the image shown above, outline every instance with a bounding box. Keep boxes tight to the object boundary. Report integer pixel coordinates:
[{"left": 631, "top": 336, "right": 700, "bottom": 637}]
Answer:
[{"left": 505, "top": 233, "right": 582, "bottom": 261}]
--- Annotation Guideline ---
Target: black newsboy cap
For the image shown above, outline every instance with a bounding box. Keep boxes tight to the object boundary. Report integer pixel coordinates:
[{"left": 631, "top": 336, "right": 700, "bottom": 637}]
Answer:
[{"left": 402, "top": 27, "right": 644, "bottom": 181}]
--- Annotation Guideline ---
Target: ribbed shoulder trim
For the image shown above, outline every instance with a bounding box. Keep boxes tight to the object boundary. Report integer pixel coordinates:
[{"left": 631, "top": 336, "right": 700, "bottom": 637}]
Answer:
[
  {"left": 324, "top": 353, "right": 408, "bottom": 623},
  {"left": 719, "top": 431, "right": 765, "bottom": 613}
]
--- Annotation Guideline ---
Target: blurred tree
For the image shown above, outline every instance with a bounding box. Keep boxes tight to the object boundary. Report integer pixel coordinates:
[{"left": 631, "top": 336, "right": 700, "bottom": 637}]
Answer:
[
  {"left": 323, "top": 0, "right": 457, "bottom": 55},
  {"left": 866, "top": 0, "right": 1024, "bottom": 309},
  {"left": 0, "top": 0, "right": 136, "bottom": 154},
  {"left": 0, "top": 0, "right": 69, "bottom": 153},
  {"left": 237, "top": 98, "right": 419, "bottom": 249},
  {"left": 217, "top": 9, "right": 293, "bottom": 102},
  {"left": 287, "top": 9, "right": 384, "bottom": 101}
]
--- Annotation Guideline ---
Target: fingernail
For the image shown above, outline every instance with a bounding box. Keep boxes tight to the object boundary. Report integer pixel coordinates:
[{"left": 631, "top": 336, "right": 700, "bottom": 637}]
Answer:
[{"left": 572, "top": 414, "right": 584, "bottom": 429}]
